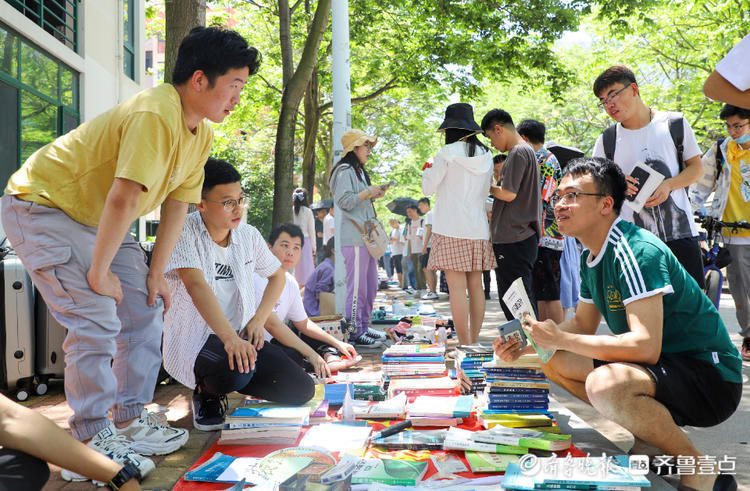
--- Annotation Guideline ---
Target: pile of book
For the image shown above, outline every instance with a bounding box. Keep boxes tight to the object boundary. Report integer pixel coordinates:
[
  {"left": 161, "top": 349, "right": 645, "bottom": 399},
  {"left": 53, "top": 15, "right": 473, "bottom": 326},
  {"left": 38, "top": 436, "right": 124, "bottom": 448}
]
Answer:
[
  {"left": 219, "top": 403, "right": 311, "bottom": 445},
  {"left": 381, "top": 343, "right": 447, "bottom": 395},
  {"left": 381, "top": 343, "right": 447, "bottom": 378},
  {"left": 482, "top": 354, "right": 550, "bottom": 412},
  {"left": 455, "top": 345, "right": 493, "bottom": 394},
  {"left": 387, "top": 375, "right": 458, "bottom": 400},
  {"left": 478, "top": 411, "right": 561, "bottom": 433},
  {"left": 405, "top": 394, "right": 473, "bottom": 426}
]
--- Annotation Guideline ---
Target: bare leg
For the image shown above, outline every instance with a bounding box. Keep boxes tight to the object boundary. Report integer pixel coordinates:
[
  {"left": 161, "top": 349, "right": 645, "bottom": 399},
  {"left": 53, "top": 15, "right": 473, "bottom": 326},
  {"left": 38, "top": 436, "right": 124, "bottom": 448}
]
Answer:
[
  {"left": 425, "top": 269, "right": 437, "bottom": 293},
  {"left": 538, "top": 300, "right": 564, "bottom": 324},
  {"left": 466, "top": 271, "right": 485, "bottom": 344},
  {"left": 541, "top": 350, "right": 594, "bottom": 404},
  {"left": 586, "top": 363, "right": 715, "bottom": 490},
  {"left": 445, "top": 270, "right": 469, "bottom": 345}
]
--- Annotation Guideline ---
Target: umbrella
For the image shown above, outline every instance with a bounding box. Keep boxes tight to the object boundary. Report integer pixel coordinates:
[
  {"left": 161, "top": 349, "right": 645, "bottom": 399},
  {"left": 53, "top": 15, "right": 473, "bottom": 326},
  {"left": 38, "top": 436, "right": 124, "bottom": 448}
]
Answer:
[
  {"left": 311, "top": 199, "right": 333, "bottom": 211},
  {"left": 386, "top": 197, "right": 419, "bottom": 217},
  {"left": 547, "top": 142, "right": 584, "bottom": 170}
]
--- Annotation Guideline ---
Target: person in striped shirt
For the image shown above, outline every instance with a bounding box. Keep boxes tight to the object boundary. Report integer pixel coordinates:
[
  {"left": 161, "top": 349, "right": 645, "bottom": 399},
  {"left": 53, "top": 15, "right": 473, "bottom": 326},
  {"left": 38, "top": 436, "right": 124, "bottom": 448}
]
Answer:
[{"left": 494, "top": 157, "right": 742, "bottom": 491}]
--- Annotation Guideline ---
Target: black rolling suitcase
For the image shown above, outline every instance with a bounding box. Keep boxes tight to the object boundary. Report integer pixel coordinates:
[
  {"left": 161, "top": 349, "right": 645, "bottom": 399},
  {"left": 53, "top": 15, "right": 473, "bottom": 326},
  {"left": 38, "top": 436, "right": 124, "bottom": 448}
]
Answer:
[
  {"left": 34, "top": 294, "right": 66, "bottom": 394},
  {"left": 0, "top": 251, "right": 37, "bottom": 401}
]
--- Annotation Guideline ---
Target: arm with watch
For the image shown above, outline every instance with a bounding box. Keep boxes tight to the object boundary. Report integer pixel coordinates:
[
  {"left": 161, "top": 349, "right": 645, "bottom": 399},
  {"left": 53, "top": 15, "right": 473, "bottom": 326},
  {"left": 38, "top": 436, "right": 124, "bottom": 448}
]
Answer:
[{"left": 0, "top": 394, "right": 141, "bottom": 490}]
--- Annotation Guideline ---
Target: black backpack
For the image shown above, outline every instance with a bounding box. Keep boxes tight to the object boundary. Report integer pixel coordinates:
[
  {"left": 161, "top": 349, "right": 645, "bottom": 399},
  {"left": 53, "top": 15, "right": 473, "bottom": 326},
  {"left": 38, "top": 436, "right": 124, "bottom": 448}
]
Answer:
[
  {"left": 714, "top": 139, "right": 726, "bottom": 180},
  {"left": 602, "top": 116, "right": 685, "bottom": 173}
]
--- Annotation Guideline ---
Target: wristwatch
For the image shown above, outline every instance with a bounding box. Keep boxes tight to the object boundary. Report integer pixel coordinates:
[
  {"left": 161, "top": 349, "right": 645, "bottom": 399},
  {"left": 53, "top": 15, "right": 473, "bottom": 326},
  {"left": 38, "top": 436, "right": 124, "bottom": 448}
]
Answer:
[{"left": 108, "top": 460, "right": 140, "bottom": 490}]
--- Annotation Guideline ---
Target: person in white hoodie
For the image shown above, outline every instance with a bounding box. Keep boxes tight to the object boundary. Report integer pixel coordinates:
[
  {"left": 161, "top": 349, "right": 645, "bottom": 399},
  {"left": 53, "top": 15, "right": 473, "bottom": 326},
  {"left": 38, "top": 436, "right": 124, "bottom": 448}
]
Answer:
[{"left": 422, "top": 103, "right": 496, "bottom": 345}]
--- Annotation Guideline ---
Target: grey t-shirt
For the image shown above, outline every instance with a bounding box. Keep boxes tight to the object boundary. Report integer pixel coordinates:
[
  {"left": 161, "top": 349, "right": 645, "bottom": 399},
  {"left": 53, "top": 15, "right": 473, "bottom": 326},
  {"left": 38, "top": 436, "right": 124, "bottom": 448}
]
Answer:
[{"left": 490, "top": 142, "right": 542, "bottom": 244}]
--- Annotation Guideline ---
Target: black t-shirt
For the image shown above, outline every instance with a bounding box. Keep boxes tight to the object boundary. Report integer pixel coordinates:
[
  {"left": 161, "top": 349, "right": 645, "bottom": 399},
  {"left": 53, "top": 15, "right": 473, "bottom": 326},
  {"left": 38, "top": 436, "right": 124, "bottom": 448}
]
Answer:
[{"left": 315, "top": 218, "right": 324, "bottom": 250}]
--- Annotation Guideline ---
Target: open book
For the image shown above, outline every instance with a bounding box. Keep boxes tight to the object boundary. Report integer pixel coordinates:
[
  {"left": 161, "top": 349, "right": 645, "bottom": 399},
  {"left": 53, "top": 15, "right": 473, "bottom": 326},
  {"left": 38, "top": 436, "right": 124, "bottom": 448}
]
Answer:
[{"left": 502, "top": 277, "right": 555, "bottom": 363}]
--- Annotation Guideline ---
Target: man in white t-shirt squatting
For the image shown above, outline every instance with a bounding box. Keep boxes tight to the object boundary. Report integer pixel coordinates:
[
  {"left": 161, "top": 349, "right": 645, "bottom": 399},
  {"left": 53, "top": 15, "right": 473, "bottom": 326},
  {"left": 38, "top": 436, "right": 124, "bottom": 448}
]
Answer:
[
  {"left": 254, "top": 223, "right": 361, "bottom": 374},
  {"left": 592, "top": 65, "right": 705, "bottom": 289}
]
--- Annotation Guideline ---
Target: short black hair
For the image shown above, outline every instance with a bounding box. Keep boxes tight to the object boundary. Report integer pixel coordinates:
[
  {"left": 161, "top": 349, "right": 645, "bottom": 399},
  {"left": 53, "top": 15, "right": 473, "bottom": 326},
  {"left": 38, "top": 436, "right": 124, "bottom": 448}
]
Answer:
[
  {"left": 563, "top": 157, "right": 626, "bottom": 214},
  {"left": 516, "top": 119, "right": 546, "bottom": 145},
  {"left": 268, "top": 223, "right": 304, "bottom": 247},
  {"left": 593, "top": 65, "right": 637, "bottom": 98},
  {"left": 481, "top": 109, "right": 514, "bottom": 132},
  {"left": 493, "top": 154, "right": 507, "bottom": 164},
  {"left": 418, "top": 197, "right": 430, "bottom": 207},
  {"left": 323, "top": 237, "right": 335, "bottom": 258},
  {"left": 719, "top": 104, "right": 750, "bottom": 121},
  {"left": 202, "top": 157, "right": 241, "bottom": 195},
  {"left": 172, "top": 26, "right": 261, "bottom": 86},
  {"left": 406, "top": 204, "right": 419, "bottom": 212}
]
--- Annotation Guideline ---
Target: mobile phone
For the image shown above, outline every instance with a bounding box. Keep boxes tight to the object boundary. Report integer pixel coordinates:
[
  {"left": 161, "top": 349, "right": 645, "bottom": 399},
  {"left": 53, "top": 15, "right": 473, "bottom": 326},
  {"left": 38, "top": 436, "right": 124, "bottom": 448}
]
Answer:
[
  {"left": 381, "top": 180, "right": 397, "bottom": 191},
  {"left": 628, "top": 167, "right": 649, "bottom": 201},
  {"left": 497, "top": 319, "right": 528, "bottom": 349}
]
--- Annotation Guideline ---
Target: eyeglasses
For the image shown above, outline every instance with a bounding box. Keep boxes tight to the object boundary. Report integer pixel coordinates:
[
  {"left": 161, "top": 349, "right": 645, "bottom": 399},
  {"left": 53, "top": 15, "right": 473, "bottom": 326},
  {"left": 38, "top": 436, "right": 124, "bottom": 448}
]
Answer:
[
  {"left": 205, "top": 195, "right": 248, "bottom": 211},
  {"left": 550, "top": 191, "right": 605, "bottom": 207},
  {"left": 725, "top": 122, "right": 750, "bottom": 132},
  {"left": 597, "top": 84, "right": 631, "bottom": 110}
]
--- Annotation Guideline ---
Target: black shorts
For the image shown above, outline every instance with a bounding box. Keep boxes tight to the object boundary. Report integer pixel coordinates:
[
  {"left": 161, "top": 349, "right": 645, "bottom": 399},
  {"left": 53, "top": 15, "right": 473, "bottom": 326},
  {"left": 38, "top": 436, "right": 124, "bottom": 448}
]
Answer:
[
  {"left": 531, "top": 247, "right": 562, "bottom": 301},
  {"left": 421, "top": 248, "right": 431, "bottom": 269},
  {"left": 593, "top": 353, "right": 741, "bottom": 427},
  {"left": 392, "top": 254, "right": 403, "bottom": 274}
]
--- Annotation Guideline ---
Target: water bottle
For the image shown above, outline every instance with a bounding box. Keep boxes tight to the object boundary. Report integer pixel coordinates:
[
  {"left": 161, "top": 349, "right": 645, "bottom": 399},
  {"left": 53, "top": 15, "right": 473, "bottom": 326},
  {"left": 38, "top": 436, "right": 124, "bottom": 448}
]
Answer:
[
  {"left": 392, "top": 296, "right": 401, "bottom": 316},
  {"left": 342, "top": 384, "right": 354, "bottom": 421}
]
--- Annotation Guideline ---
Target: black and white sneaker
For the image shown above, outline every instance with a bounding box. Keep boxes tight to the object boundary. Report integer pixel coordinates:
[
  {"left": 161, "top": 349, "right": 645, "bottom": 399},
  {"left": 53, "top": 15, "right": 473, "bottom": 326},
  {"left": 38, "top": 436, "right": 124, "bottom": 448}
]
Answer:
[
  {"left": 351, "top": 333, "right": 384, "bottom": 348},
  {"left": 192, "top": 391, "right": 228, "bottom": 431},
  {"left": 366, "top": 327, "right": 387, "bottom": 340}
]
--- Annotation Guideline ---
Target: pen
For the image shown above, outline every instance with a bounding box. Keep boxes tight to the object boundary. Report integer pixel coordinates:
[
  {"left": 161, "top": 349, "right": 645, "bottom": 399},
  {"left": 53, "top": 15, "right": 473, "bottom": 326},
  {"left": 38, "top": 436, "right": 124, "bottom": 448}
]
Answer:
[{"left": 367, "top": 419, "right": 413, "bottom": 444}]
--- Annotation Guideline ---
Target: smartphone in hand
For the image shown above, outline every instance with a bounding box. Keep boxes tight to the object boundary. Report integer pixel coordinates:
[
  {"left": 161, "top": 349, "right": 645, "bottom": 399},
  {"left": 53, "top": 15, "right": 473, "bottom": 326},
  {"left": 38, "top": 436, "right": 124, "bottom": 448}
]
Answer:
[
  {"left": 381, "top": 180, "right": 397, "bottom": 191},
  {"left": 497, "top": 319, "right": 528, "bottom": 349}
]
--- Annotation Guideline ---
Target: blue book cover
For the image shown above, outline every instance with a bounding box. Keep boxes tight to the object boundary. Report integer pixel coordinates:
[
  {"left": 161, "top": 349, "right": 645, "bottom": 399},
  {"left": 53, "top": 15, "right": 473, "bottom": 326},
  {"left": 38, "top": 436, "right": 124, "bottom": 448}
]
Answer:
[
  {"left": 488, "top": 387, "right": 550, "bottom": 394},
  {"left": 324, "top": 383, "right": 351, "bottom": 405}
]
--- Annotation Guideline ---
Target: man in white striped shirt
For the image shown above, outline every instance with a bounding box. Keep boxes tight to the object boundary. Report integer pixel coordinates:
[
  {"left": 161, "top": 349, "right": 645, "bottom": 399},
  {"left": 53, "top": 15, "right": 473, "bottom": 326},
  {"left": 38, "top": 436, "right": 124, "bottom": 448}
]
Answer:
[
  {"left": 163, "top": 158, "right": 316, "bottom": 431},
  {"left": 494, "top": 158, "right": 742, "bottom": 490}
]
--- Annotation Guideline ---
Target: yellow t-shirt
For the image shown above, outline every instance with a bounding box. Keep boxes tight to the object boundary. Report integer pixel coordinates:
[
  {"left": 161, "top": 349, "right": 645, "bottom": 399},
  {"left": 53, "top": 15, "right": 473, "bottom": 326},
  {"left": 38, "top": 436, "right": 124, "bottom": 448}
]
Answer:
[
  {"left": 5, "top": 84, "right": 212, "bottom": 227},
  {"left": 722, "top": 140, "right": 750, "bottom": 238}
]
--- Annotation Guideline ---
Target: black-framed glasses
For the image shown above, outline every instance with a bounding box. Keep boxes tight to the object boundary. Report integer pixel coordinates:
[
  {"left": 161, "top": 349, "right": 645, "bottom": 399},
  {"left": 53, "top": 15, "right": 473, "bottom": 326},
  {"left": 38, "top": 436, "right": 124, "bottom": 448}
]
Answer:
[
  {"left": 597, "top": 84, "right": 631, "bottom": 109},
  {"left": 725, "top": 122, "right": 750, "bottom": 132},
  {"left": 205, "top": 195, "right": 248, "bottom": 211},
  {"left": 550, "top": 191, "right": 605, "bottom": 207}
]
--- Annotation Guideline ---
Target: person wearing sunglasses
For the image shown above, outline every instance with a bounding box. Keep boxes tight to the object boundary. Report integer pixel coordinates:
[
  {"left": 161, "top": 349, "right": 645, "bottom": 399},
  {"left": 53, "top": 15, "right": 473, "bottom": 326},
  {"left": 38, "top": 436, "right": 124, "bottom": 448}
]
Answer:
[
  {"left": 592, "top": 65, "right": 706, "bottom": 289},
  {"left": 495, "top": 157, "right": 742, "bottom": 491},
  {"left": 690, "top": 104, "right": 750, "bottom": 361}
]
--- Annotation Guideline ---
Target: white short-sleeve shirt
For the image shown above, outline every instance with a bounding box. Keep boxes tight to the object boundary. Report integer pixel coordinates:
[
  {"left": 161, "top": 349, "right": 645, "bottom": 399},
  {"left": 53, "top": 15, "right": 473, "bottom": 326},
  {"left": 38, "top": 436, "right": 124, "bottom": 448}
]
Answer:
[
  {"left": 253, "top": 272, "right": 308, "bottom": 342},
  {"left": 716, "top": 34, "right": 750, "bottom": 91}
]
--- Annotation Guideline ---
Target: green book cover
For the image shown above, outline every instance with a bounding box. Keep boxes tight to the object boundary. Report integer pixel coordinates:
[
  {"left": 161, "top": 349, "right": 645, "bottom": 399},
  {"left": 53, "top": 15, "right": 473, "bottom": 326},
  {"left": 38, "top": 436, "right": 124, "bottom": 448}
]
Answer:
[
  {"left": 465, "top": 451, "right": 520, "bottom": 473},
  {"left": 472, "top": 427, "right": 572, "bottom": 451},
  {"left": 351, "top": 457, "right": 429, "bottom": 486}
]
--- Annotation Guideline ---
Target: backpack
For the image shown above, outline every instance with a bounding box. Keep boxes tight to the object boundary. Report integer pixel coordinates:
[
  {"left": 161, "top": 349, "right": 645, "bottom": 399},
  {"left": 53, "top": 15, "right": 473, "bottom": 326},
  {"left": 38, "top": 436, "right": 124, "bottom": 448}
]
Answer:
[
  {"left": 602, "top": 116, "right": 685, "bottom": 172},
  {"left": 714, "top": 138, "right": 725, "bottom": 180}
]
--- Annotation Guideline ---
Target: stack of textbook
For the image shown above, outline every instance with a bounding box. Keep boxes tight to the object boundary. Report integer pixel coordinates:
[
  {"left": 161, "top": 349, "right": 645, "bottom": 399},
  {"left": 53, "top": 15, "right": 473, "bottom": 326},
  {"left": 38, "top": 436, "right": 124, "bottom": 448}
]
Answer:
[
  {"left": 482, "top": 354, "right": 550, "bottom": 412},
  {"left": 219, "top": 404, "right": 310, "bottom": 446},
  {"left": 381, "top": 343, "right": 447, "bottom": 378},
  {"left": 381, "top": 343, "right": 447, "bottom": 395},
  {"left": 455, "top": 345, "right": 493, "bottom": 394}
]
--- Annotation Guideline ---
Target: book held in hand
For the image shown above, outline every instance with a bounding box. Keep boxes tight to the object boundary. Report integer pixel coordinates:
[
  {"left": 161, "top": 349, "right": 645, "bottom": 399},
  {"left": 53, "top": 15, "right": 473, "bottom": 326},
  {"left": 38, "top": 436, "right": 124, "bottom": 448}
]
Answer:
[
  {"left": 502, "top": 278, "right": 556, "bottom": 363},
  {"left": 624, "top": 161, "right": 665, "bottom": 214}
]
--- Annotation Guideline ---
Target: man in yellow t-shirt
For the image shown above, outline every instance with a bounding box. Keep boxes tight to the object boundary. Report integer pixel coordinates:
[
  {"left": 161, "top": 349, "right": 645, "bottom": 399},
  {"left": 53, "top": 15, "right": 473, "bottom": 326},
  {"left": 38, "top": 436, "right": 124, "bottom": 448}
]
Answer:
[
  {"left": 691, "top": 104, "right": 750, "bottom": 361},
  {"left": 1, "top": 26, "right": 260, "bottom": 483}
]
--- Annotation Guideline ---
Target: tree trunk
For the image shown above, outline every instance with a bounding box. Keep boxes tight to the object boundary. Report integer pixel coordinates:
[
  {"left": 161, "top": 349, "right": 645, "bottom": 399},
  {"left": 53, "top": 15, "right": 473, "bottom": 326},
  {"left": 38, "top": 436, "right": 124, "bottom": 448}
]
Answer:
[
  {"left": 164, "top": 0, "right": 206, "bottom": 84},
  {"left": 302, "top": 67, "right": 320, "bottom": 200},
  {"left": 272, "top": 0, "right": 332, "bottom": 227}
]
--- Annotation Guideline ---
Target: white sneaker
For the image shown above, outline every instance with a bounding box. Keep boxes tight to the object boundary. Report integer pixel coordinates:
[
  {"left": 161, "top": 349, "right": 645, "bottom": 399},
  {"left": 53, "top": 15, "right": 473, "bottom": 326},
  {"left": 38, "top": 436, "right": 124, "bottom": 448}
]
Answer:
[
  {"left": 61, "top": 423, "right": 155, "bottom": 484},
  {"left": 421, "top": 291, "right": 439, "bottom": 300},
  {"left": 115, "top": 408, "right": 189, "bottom": 456}
]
